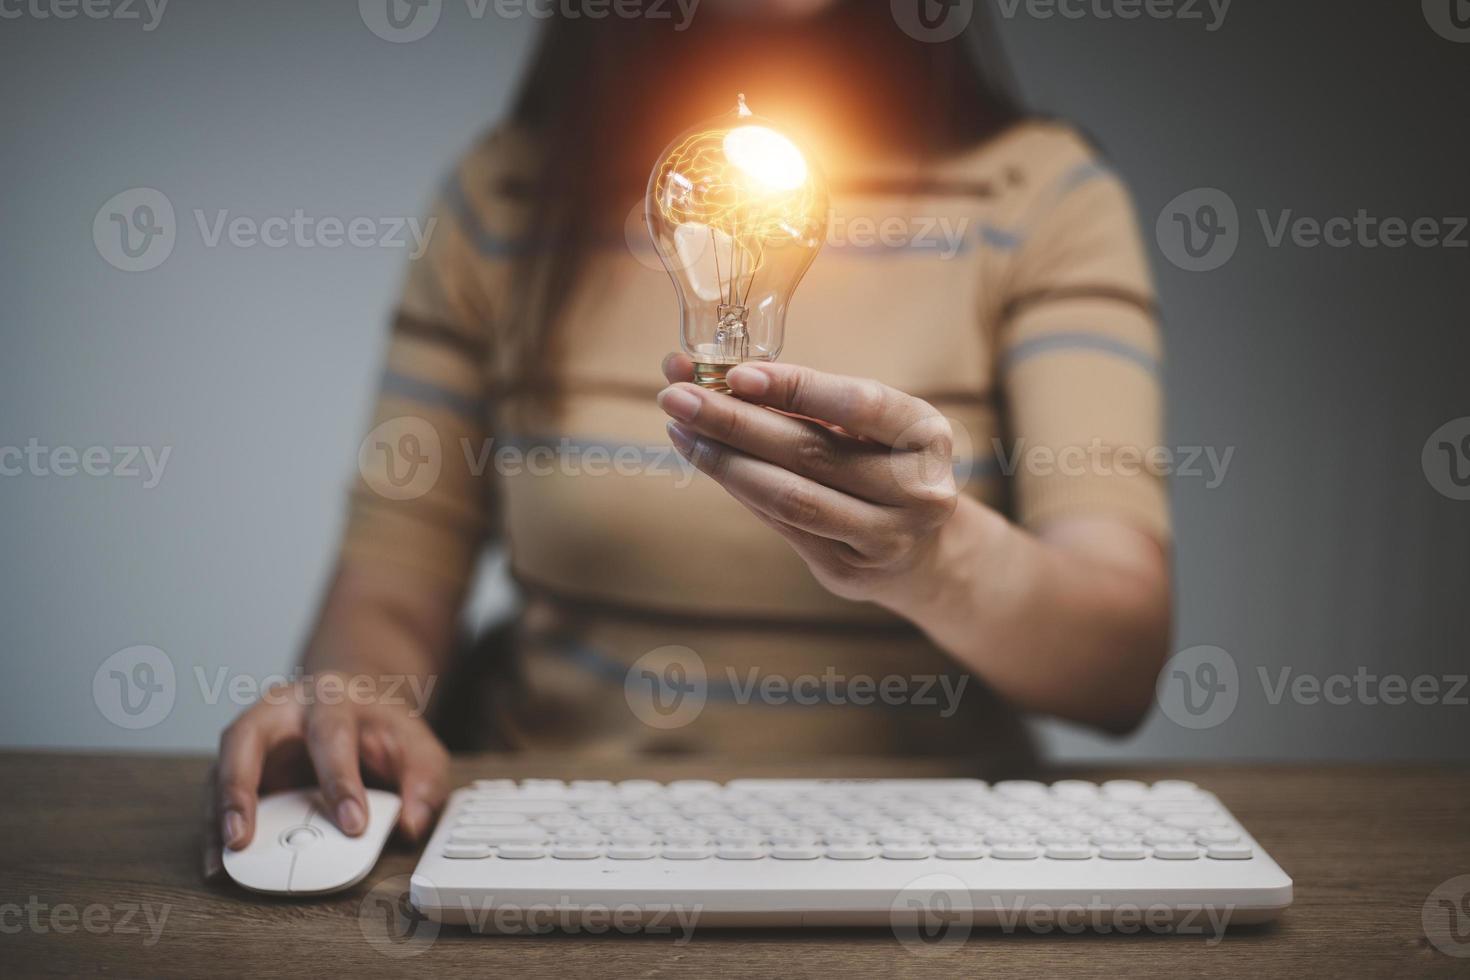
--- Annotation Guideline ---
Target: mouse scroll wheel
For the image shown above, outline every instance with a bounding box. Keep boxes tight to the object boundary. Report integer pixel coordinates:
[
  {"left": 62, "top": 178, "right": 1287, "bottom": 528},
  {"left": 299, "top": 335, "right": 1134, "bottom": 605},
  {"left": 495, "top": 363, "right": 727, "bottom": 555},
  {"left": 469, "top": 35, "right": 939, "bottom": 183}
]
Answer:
[{"left": 281, "top": 825, "right": 322, "bottom": 849}]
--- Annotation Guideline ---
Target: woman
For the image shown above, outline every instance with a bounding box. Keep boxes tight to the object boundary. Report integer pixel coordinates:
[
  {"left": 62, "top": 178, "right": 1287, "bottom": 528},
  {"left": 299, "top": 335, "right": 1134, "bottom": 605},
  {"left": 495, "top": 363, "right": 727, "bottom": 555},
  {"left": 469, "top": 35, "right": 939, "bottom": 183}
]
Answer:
[{"left": 210, "top": 0, "right": 1171, "bottom": 853}]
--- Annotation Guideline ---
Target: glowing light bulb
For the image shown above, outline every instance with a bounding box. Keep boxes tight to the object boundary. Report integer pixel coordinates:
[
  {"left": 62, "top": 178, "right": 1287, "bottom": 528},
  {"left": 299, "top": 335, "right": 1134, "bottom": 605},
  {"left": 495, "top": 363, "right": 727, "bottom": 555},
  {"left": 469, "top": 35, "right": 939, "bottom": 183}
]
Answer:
[{"left": 646, "top": 94, "right": 828, "bottom": 392}]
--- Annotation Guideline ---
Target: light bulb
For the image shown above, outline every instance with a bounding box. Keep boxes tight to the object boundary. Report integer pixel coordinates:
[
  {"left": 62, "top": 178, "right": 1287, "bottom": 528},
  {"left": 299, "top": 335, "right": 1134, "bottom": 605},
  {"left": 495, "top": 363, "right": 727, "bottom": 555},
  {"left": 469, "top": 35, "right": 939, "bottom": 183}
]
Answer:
[{"left": 646, "top": 94, "right": 829, "bottom": 392}]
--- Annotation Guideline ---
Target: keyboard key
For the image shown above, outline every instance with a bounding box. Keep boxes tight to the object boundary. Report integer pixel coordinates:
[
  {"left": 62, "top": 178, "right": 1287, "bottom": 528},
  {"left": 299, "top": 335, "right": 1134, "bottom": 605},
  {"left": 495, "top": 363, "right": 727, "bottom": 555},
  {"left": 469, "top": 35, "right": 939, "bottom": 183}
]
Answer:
[
  {"left": 472, "top": 779, "right": 516, "bottom": 792},
  {"left": 551, "top": 843, "right": 604, "bottom": 860},
  {"left": 1206, "top": 843, "right": 1254, "bottom": 860},
  {"left": 497, "top": 843, "right": 548, "bottom": 859},
  {"left": 457, "top": 812, "right": 528, "bottom": 826},
  {"left": 985, "top": 827, "right": 1033, "bottom": 844},
  {"left": 606, "top": 844, "right": 658, "bottom": 860},
  {"left": 1152, "top": 842, "right": 1203, "bottom": 860},
  {"left": 880, "top": 843, "right": 935, "bottom": 860},
  {"left": 662, "top": 844, "right": 716, "bottom": 860},
  {"left": 1101, "top": 780, "right": 1149, "bottom": 800},
  {"left": 1144, "top": 827, "right": 1190, "bottom": 845},
  {"left": 716, "top": 844, "right": 768, "bottom": 860},
  {"left": 934, "top": 842, "right": 987, "bottom": 860},
  {"left": 1044, "top": 843, "right": 1095, "bottom": 860},
  {"left": 1098, "top": 842, "right": 1148, "bottom": 860},
  {"left": 770, "top": 843, "right": 823, "bottom": 860},
  {"left": 825, "top": 844, "right": 880, "bottom": 860},
  {"left": 450, "top": 826, "right": 548, "bottom": 844},
  {"left": 534, "top": 812, "right": 580, "bottom": 830},
  {"left": 995, "top": 780, "right": 1048, "bottom": 801},
  {"left": 668, "top": 780, "right": 722, "bottom": 796},
  {"left": 990, "top": 842, "right": 1042, "bottom": 860},
  {"left": 464, "top": 800, "right": 570, "bottom": 815},
  {"left": 615, "top": 780, "right": 662, "bottom": 797},
  {"left": 878, "top": 827, "right": 925, "bottom": 844},
  {"left": 1195, "top": 827, "right": 1241, "bottom": 844},
  {"left": 442, "top": 843, "right": 492, "bottom": 859},
  {"left": 1051, "top": 780, "right": 1099, "bottom": 801}
]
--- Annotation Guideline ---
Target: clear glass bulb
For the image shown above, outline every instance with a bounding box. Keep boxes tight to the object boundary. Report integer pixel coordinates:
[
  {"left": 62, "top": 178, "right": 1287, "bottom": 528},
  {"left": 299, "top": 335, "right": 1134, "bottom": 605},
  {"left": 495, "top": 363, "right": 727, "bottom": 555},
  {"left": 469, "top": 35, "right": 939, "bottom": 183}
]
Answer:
[{"left": 646, "top": 94, "right": 829, "bottom": 392}]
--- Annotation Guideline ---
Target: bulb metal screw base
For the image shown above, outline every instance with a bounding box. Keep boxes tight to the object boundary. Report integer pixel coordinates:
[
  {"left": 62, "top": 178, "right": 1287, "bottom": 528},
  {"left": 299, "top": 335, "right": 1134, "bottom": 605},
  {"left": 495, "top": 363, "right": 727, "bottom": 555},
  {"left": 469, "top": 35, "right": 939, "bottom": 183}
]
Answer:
[{"left": 693, "top": 362, "right": 735, "bottom": 394}]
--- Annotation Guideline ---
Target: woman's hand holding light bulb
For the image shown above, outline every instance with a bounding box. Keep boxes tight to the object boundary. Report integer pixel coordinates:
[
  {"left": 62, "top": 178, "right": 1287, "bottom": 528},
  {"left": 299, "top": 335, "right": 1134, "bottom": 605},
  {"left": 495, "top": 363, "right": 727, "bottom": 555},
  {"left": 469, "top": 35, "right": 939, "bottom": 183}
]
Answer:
[
  {"left": 658, "top": 350, "right": 1173, "bottom": 733},
  {"left": 657, "top": 352, "right": 964, "bottom": 611}
]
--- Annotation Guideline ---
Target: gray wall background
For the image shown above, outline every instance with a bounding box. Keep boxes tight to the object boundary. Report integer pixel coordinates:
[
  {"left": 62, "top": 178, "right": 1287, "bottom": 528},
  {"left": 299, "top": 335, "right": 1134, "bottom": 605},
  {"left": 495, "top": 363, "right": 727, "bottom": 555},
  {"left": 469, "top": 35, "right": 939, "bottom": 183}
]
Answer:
[{"left": 2, "top": 0, "right": 1466, "bottom": 759}]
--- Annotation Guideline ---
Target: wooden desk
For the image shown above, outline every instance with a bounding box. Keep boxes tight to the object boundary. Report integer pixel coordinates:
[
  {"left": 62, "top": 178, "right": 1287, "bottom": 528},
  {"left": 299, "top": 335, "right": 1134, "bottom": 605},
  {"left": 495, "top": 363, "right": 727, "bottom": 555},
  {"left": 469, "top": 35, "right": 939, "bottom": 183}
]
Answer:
[{"left": 2, "top": 753, "right": 1467, "bottom": 978}]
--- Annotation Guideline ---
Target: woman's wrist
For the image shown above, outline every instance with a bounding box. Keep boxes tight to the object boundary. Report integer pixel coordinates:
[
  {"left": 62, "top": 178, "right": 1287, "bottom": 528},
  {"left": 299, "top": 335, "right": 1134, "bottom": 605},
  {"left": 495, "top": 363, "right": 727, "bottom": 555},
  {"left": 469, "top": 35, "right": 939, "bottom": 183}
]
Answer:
[{"left": 875, "top": 495, "right": 1011, "bottom": 630}]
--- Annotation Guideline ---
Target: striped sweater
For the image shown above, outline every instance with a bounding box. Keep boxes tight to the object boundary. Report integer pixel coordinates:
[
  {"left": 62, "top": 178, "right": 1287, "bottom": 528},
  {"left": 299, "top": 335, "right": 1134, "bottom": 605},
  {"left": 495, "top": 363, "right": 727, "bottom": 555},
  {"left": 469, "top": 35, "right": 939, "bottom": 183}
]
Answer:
[{"left": 345, "top": 120, "right": 1167, "bottom": 763}]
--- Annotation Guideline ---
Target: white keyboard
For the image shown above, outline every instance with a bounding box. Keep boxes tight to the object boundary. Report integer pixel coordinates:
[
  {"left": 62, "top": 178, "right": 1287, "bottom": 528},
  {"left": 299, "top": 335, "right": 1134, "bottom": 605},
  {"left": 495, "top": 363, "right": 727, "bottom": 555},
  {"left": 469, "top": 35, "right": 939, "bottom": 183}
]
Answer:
[{"left": 411, "top": 778, "right": 1292, "bottom": 933}]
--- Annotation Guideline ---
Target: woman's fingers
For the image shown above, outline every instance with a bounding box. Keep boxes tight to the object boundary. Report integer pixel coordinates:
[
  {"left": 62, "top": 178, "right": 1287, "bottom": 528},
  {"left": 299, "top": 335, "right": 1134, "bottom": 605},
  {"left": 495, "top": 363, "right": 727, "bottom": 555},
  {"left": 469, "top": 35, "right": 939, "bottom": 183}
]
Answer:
[
  {"left": 305, "top": 698, "right": 369, "bottom": 837},
  {"left": 393, "top": 724, "right": 451, "bottom": 842},
  {"left": 658, "top": 381, "right": 921, "bottom": 504},
  {"left": 216, "top": 700, "right": 301, "bottom": 850},
  {"left": 361, "top": 714, "right": 450, "bottom": 842},
  {"left": 726, "top": 361, "right": 946, "bottom": 451},
  {"left": 667, "top": 421, "right": 896, "bottom": 547},
  {"left": 202, "top": 763, "right": 225, "bottom": 879},
  {"left": 661, "top": 351, "right": 696, "bottom": 384}
]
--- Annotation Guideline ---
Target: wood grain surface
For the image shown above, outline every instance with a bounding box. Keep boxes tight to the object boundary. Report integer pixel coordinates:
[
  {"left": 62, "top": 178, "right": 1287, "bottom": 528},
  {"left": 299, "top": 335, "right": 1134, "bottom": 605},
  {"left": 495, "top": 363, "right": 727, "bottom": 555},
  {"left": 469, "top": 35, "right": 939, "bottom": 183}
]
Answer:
[{"left": 2, "top": 752, "right": 1468, "bottom": 978}]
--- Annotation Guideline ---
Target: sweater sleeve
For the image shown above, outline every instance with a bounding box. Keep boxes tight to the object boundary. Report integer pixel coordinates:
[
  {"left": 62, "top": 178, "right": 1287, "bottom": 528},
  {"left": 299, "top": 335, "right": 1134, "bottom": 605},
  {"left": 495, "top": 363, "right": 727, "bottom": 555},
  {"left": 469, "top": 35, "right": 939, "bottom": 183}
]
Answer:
[
  {"left": 994, "top": 151, "right": 1170, "bottom": 542},
  {"left": 339, "top": 151, "right": 502, "bottom": 590}
]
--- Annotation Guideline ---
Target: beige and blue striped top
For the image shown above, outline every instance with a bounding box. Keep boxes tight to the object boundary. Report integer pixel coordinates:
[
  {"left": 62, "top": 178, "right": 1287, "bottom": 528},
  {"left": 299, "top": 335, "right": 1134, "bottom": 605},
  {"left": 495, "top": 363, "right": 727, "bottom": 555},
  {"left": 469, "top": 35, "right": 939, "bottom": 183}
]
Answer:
[{"left": 345, "top": 119, "right": 1167, "bottom": 762}]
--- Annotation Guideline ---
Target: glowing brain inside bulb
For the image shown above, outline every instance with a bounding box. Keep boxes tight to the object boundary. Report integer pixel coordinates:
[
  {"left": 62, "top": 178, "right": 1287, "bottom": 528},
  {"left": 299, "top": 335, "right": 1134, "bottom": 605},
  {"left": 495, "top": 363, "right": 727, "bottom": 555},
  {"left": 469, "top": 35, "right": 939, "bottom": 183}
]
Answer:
[{"left": 647, "top": 96, "right": 828, "bottom": 392}]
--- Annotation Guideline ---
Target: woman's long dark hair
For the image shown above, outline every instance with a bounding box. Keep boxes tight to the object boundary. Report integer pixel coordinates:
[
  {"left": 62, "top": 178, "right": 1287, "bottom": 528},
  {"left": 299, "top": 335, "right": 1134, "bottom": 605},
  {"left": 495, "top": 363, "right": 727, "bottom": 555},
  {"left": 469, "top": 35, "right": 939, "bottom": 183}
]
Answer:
[{"left": 498, "top": 1, "right": 1027, "bottom": 402}]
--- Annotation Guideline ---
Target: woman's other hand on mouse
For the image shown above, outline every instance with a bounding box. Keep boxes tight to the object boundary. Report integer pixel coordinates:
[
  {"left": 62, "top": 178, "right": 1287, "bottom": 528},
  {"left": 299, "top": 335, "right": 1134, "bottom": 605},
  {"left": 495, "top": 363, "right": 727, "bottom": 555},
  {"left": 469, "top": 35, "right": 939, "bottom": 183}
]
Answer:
[{"left": 205, "top": 675, "right": 448, "bottom": 876}]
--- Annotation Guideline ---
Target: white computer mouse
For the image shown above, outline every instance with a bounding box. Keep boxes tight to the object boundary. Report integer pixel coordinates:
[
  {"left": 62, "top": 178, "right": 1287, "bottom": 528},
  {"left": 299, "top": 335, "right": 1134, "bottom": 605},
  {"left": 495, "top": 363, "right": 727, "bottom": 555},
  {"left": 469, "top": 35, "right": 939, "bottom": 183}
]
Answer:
[{"left": 222, "top": 788, "right": 400, "bottom": 895}]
